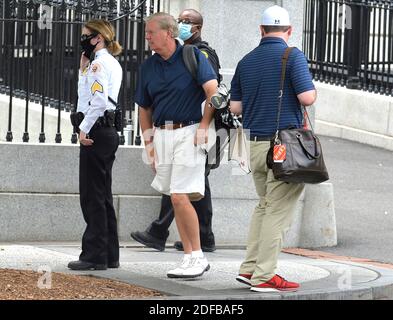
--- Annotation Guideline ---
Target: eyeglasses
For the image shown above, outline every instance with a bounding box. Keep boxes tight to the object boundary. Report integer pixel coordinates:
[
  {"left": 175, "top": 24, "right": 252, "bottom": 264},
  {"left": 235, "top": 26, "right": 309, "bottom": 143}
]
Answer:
[
  {"left": 176, "top": 19, "right": 196, "bottom": 25},
  {"left": 80, "top": 33, "right": 98, "bottom": 42}
]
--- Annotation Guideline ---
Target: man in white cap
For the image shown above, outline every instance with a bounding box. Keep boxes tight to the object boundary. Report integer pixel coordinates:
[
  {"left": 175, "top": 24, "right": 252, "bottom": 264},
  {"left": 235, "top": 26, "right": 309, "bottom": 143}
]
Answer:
[{"left": 230, "top": 5, "right": 316, "bottom": 292}]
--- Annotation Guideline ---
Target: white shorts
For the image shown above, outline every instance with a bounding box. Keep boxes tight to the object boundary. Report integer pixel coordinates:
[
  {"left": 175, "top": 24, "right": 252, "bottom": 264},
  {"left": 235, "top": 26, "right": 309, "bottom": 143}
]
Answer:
[{"left": 151, "top": 124, "right": 206, "bottom": 200}]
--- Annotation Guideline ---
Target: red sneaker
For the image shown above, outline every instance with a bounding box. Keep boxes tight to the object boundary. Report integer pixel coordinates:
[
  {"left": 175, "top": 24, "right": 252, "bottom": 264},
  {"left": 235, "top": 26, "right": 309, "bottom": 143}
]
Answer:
[
  {"left": 250, "top": 275, "right": 299, "bottom": 292},
  {"left": 236, "top": 273, "right": 252, "bottom": 286}
]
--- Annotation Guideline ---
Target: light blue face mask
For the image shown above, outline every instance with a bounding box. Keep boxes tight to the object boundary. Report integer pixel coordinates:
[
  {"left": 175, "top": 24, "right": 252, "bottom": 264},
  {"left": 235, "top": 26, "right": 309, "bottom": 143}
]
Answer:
[{"left": 178, "top": 22, "right": 193, "bottom": 41}]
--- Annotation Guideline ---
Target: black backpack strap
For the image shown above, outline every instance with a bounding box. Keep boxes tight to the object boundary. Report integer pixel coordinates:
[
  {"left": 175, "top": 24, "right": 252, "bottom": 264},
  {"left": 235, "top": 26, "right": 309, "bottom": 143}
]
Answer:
[
  {"left": 197, "top": 41, "right": 222, "bottom": 82},
  {"left": 182, "top": 44, "right": 198, "bottom": 81}
]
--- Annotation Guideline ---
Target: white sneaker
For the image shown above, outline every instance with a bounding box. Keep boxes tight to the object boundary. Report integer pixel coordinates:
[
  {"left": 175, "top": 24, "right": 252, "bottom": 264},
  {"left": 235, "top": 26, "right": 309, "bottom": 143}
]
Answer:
[
  {"left": 181, "top": 256, "right": 210, "bottom": 278},
  {"left": 167, "top": 255, "right": 192, "bottom": 278}
]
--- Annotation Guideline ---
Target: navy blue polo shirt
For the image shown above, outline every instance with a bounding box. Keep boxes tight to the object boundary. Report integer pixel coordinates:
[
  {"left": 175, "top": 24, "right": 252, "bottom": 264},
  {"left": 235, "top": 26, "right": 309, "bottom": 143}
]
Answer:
[
  {"left": 135, "top": 42, "right": 217, "bottom": 126},
  {"left": 230, "top": 37, "right": 315, "bottom": 137}
]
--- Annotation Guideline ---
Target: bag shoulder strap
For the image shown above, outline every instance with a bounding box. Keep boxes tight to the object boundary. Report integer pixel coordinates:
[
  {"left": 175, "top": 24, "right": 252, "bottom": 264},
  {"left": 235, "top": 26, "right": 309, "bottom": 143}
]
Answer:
[
  {"left": 280, "top": 48, "right": 294, "bottom": 93},
  {"left": 182, "top": 44, "right": 198, "bottom": 81},
  {"left": 275, "top": 47, "right": 295, "bottom": 134}
]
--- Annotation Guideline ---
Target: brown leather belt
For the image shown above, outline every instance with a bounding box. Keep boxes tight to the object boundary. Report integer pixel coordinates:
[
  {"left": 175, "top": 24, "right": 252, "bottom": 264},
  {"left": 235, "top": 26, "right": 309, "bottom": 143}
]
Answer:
[{"left": 157, "top": 121, "right": 198, "bottom": 130}]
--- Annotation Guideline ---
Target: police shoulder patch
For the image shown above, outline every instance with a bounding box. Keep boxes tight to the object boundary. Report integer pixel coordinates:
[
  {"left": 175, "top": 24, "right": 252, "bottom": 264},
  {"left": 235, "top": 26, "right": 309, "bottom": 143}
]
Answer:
[
  {"left": 91, "top": 80, "right": 103, "bottom": 95},
  {"left": 200, "top": 50, "right": 209, "bottom": 59},
  {"left": 91, "top": 62, "right": 102, "bottom": 73}
]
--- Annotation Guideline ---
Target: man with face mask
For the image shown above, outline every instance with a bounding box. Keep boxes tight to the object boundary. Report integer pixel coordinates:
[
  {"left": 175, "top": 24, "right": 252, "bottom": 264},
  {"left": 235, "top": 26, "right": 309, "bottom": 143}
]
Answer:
[
  {"left": 177, "top": 9, "right": 221, "bottom": 82},
  {"left": 130, "top": 9, "right": 221, "bottom": 253}
]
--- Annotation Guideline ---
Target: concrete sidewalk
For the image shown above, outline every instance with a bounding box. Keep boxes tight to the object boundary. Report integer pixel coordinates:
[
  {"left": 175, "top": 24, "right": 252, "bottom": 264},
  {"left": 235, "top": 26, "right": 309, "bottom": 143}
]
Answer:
[{"left": 1, "top": 242, "right": 393, "bottom": 300}]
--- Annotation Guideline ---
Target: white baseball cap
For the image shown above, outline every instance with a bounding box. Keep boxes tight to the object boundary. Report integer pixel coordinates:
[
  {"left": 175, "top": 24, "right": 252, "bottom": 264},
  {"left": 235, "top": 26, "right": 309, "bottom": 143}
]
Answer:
[{"left": 261, "top": 5, "right": 291, "bottom": 26}]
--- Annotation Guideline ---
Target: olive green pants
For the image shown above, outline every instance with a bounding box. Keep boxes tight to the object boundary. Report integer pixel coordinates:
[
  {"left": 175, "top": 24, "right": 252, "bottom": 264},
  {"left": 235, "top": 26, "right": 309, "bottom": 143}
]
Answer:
[{"left": 239, "top": 141, "right": 305, "bottom": 285}]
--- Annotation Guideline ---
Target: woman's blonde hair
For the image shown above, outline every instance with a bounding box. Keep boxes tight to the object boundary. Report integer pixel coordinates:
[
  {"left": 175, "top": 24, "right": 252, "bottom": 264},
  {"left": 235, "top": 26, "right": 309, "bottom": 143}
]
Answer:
[{"left": 84, "top": 19, "right": 122, "bottom": 56}]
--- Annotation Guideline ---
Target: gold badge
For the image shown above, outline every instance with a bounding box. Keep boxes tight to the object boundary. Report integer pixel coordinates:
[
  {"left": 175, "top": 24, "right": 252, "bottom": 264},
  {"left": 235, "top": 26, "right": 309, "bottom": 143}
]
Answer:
[
  {"left": 91, "top": 80, "right": 103, "bottom": 95},
  {"left": 201, "top": 50, "right": 209, "bottom": 59}
]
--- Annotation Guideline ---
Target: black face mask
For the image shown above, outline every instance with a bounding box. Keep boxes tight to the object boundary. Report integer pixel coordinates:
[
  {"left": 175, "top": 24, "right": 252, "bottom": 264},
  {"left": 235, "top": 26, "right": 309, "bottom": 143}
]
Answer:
[{"left": 80, "top": 33, "right": 98, "bottom": 59}]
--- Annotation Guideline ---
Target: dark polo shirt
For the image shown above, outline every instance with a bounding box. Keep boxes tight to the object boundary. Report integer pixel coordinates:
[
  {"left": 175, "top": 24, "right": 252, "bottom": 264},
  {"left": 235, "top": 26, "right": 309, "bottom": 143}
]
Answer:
[
  {"left": 231, "top": 37, "right": 315, "bottom": 137},
  {"left": 135, "top": 42, "right": 217, "bottom": 126}
]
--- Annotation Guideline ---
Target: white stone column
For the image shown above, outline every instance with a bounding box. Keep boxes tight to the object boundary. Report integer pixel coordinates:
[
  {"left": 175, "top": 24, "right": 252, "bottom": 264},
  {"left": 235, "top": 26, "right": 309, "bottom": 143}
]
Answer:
[
  {"left": 197, "top": 0, "right": 305, "bottom": 85},
  {"left": 162, "top": 0, "right": 305, "bottom": 86},
  {"left": 162, "top": 0, "right": 201, "bottom": 16}
]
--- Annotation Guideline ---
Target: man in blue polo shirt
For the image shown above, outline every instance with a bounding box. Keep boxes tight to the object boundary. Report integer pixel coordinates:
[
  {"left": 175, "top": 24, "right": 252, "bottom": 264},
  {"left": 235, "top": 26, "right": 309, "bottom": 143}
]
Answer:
[
  {"left": 135, "top": 12, "right": 218, "bottom": 279},
  {"left": 230, "top": 5, "right": 316, "bottom": 292}
]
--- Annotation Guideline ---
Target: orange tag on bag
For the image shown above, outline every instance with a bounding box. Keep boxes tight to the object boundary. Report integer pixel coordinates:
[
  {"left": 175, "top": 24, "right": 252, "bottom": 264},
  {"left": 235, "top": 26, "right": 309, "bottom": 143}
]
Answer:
[{"left": 273, "top": 144, "right": 286, "bottom": 163}]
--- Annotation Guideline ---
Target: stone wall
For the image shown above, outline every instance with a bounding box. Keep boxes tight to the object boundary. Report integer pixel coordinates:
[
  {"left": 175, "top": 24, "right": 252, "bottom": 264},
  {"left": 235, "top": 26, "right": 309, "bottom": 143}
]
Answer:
[
  {"left": 314, "top": 82, "right": 393, "bottom": 151},
  {"left": 0, "top": 142, "right": 336, "bottom": 247}
]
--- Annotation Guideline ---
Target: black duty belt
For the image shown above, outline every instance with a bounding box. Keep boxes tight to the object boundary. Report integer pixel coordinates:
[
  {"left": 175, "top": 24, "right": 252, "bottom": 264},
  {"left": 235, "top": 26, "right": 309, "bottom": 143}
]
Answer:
[{"left": 92, "top": 110, "right": 116, "bottom": 130}]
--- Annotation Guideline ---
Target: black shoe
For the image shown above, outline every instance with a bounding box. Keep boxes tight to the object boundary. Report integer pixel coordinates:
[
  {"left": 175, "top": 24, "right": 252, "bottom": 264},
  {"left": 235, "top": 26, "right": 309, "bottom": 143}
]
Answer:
[
  {"left": 202, "top": 243, "right": 216, "bottom": 252},
  {"left": 68, "top": 260, "right": 107, "bottom": 271},
  {"left": 173, "top": 241, "right": 216, "bottom": 252},
  {"left": 130, "top": 230, "right": 166, "bottom": 251},
  {"left": 108, "top": 261, "right": 120, "bottom": 268}
]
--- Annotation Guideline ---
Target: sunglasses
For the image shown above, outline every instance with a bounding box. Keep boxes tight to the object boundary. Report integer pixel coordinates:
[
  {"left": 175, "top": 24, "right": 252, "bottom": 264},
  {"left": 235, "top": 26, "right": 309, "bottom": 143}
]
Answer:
[{"left": 80, "top": 33, "right": 98, "bottom": 42}]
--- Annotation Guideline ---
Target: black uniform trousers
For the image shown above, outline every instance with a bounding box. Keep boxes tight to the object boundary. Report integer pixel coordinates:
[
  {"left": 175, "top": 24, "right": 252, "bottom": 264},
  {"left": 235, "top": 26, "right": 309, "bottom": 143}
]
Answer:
[
  {"left": 146, "top": 166, "right": 215, "bottom": 246},
  {"left": 79, "top": 126, "right": 119, "bottom": 265}
]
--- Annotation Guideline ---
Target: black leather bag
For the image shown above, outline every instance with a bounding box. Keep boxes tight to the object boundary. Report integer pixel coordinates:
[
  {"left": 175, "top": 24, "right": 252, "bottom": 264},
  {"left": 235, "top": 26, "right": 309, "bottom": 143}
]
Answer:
[
  {"left": 267, "top": 127, "right": 329, "bottom": 184},
  {"left": 266, "top": 47, "right": 329, "bottom": 184}
]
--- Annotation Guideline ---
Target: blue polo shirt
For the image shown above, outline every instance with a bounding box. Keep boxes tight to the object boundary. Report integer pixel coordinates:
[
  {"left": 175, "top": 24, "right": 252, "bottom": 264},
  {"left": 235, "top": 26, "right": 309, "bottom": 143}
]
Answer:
[
  {"left": 135, "top": 42, "right": 217, "bottom": 126},
  {"left": 230, "top": 37, "right": 315, "bottom": 137}
]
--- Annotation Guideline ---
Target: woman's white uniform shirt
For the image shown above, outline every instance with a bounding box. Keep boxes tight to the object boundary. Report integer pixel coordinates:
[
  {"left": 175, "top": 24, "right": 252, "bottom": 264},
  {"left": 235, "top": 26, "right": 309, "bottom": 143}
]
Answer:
[{"left": 77, "top": 48, "right": 122, "bottom": 134}]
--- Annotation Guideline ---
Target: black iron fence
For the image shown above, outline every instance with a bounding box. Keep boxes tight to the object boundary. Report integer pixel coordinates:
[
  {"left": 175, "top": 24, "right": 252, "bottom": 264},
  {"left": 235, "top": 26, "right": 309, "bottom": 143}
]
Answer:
[
  {"left": 304, "top": 0, "right": 393, "bottom": 95},
  {"left": 0, "top": 0, "right": 160, "bottom": 144}
]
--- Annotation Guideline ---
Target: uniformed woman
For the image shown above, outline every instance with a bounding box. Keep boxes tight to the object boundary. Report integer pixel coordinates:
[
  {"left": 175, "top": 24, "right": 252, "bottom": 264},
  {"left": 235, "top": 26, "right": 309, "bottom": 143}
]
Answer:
[{"left": 68, "top": 19, "right": 123, "bottom": 270}]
